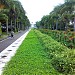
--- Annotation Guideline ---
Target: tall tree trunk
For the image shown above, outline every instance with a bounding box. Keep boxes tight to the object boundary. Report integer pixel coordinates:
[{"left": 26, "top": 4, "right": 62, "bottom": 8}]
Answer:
[
  {"left": 65, "top": 23, "right": 68, "bottom": 31},
  {"left": 6, "top": 19, "right": 8, "bottom": 34},
  {"left": 60, "top": 23, "right": 61, "bottom": 30},
  {"left": 0, "top": 22, "right": 2, "bottom": 35},
  {"left": 56, "top": 20, "right": 58, "bottom": 30},
  {"left": 18, "top": 22, "right": 20, "bottom": 31},
  {"left": 74, "top": 17, "right": 75, "bottom": 31},
  {"left": 14, "top": 19, "right": 16, "bottom": 32},
  {"left": 17, "top": 21, "right": 18, "bottom": 32},
  {"left": 11, "top": 19, "right": 12, "bottom": 31},
  {"left": 22, "top": 24, "right": 24, "bottom": 30}
]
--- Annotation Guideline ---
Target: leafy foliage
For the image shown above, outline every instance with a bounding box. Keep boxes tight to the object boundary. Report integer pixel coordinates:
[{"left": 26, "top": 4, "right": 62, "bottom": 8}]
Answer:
[
  {"left": 0, "top": 14, "right": 8, "bottom": 20},
  {"left": 36, "top": 1, "right": 75, "bottom": 31},
  {"left": 34, "top": 29, "right": 75, "bottom": 75},
  {"left": 39, "top": 29, "right": 75, "bottom": 49},
  {"left": 0, "top": 0, "right": 30, "bottom": 32}
]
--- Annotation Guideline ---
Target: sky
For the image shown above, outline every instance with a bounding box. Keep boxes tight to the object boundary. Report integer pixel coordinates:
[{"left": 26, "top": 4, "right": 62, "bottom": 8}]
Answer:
[{"left": 19, "top": 0, "right": 64, "bottom": 24}]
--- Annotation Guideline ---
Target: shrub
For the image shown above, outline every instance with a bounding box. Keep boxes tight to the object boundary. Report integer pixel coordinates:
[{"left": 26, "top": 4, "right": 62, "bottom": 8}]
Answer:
[
  {"left": 39, "top": 29, "right": 75, "bottom": 49},
  {"left": 34, "top": 29, "right": 75, "bottom": 75}
]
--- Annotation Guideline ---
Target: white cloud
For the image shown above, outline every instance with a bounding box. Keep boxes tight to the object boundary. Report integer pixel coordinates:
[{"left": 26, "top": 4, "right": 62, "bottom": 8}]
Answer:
[{"left": 19, "top": 0, "right": 64, "bottom": 23}]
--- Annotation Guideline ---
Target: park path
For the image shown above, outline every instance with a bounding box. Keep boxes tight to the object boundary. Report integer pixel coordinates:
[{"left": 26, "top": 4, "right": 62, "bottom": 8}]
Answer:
[{"left": 0, "top": 30, "right": 28, "bottom": 53}]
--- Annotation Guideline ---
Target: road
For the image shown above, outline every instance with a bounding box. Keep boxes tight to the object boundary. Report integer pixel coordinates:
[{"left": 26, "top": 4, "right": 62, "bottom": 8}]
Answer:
[{"left": 0, "top": 30, "right": 28, "bottom": 53}]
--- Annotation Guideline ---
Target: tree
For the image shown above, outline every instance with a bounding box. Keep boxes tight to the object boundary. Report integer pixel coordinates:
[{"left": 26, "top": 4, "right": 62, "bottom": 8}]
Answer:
[
  {"left": 36, "top": 21, "right": 41, "bottom": 28},
  {"left": 0, "top": 0, "right": 30, "bottom": 34},
  {"left": 0, "top": 14, "right": 8, "bottom": 33},
  {"left": 36, "top": 0, "right": 75, "bottom": 31}
]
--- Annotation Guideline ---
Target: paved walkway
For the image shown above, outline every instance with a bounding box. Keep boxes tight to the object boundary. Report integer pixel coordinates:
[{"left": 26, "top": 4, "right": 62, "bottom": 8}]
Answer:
[
  {"left": 0, "top": 29, "right": 31, "bottom": 75},
  {"left": 0, "top": 30, "right": 28, "bottom": 52}
]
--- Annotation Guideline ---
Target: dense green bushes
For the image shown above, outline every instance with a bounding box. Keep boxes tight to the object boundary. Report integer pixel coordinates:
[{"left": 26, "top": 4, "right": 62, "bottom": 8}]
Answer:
[
  {"left": 34, "top": 29, "right": 75, "bottom": 75},
  {"left": 52, "top": 50, "right": 75, "bottom": 74},
  {"left": 39, "top": 29, "right": 75, "bottom": 49}
]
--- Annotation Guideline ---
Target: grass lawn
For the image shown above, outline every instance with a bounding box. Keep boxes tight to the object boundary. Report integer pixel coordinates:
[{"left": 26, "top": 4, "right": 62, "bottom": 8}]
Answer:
[{"left": 2, "top": 29, "right": 61, "bottom": 75}]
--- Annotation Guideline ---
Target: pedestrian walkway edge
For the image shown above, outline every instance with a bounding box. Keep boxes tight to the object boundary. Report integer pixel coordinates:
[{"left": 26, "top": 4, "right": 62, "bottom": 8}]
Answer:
[{"left": 0, "top": 29, "right": 31, "bottom": 75}]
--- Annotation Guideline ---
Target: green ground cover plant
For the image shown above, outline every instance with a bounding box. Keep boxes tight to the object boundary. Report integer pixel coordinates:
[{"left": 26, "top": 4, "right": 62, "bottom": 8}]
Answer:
[
  {"left": 35, "top": 29, "right": 75, "bottom": 75},
  {"left": 2, "top": 29, "right": 62, "bottom": 75},
  {"left": 2, "top": 29, "right": 75, "bottom": 75}
]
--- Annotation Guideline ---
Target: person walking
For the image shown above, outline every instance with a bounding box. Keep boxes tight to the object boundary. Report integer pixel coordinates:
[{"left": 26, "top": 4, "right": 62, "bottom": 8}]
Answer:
[{"left": 11, "top": 31, "right": 14, "bottom": 38}]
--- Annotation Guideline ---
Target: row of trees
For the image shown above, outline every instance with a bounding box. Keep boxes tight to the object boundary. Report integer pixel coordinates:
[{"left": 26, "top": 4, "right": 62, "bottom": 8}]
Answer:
[
  {"left": 0, "top": 0, "right": 30, "bottom": 34},
  {"left": 36, "top": 0, "right": 75, "bottom": 31}
]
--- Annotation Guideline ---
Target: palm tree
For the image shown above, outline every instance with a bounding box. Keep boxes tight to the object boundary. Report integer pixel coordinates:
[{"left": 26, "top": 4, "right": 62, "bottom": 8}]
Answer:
[
  {"left": 0, "top": 0, "right": 9, "bottom": 9},
  {"left": 0, "top": 0, "right": 9, "bottom": 34},
  {"left": 0, "top": 14, "right": 8, "bottom": 34},
  {"left": 0, "top": 0, "right": 30, "bottom": 33}
]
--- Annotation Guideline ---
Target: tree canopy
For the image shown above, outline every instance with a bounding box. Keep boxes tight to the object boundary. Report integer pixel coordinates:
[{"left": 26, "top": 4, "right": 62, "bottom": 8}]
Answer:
[
  {"left": 36, "top": 0, "right": 75, "bottom": 31},
  {"left": 0, "top": 0, "right": 30, "bottom": 32}
]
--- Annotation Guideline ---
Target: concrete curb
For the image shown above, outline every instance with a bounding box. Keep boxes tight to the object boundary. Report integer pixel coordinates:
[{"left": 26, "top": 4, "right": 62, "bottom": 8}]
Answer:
[{"left": 0, "top": 29, "right": 31, "bottom": 75}]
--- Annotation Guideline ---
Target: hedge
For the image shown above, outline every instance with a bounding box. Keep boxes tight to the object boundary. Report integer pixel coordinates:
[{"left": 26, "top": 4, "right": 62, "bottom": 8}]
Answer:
[{"left": 34, "top": 29, "right": 75, "bottom": 75}]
